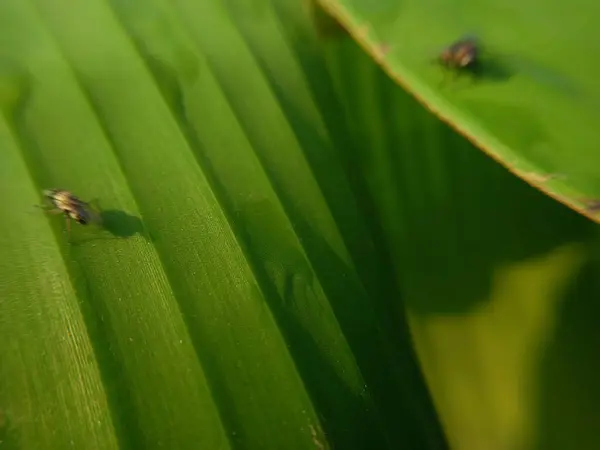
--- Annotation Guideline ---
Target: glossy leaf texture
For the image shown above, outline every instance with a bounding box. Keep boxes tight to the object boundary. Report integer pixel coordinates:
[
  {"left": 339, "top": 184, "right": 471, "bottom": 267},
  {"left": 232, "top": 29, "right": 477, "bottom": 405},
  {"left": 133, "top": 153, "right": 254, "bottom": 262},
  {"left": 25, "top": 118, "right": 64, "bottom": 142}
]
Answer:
[
  {"left": 326, "top": 33, "right": 600, "bottom": 450},
  {"left": 0, "top": 1, "right": 444, "bottom": 449},
  {"left": 317, "top": 0, "right": 600, "bottom": 222}
]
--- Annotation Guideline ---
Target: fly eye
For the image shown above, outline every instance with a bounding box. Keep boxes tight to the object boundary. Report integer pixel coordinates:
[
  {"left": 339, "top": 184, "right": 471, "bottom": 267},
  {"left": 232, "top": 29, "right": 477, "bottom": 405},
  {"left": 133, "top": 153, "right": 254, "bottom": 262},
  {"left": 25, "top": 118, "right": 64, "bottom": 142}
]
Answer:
[{"left": 77, "top": 217, "right": 88, "bottom": 225}]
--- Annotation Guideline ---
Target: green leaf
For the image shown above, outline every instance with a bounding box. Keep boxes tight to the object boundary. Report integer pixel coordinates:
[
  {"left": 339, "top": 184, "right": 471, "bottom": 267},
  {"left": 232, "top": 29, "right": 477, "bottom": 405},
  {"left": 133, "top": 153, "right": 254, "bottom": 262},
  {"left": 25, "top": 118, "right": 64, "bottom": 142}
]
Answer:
[
  {"left": 0, "top": 1, "right": 443, "bottom": 449},
  {"left": 317, "top": 0, "right": 600, "bottom": 222},
  {"left": 326, "top": 29, "right": 600, "bottom": 450},
  {"left": 7, "top": 1, "right": 597, "bottom": 450}
]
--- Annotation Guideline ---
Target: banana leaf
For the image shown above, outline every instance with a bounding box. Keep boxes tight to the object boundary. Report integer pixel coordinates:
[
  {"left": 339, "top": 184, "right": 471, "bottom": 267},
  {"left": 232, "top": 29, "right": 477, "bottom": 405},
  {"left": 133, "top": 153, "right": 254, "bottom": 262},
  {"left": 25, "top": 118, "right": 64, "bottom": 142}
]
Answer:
[
  {"left": 317, "top": 0, "right": 600, "bottom": 222},
  {"left": 1, "top": 1, "right": 599, "bottom": 450}
]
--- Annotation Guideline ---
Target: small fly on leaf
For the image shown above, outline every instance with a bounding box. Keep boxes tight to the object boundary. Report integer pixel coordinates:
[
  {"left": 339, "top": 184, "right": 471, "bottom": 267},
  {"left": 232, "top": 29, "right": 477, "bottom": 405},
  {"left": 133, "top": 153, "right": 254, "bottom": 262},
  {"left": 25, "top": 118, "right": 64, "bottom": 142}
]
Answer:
[
  {"left": 435, "top": 36, "right": 483, "bottom": 83},
  {"left": 38, "top": 189, "right": 100, "bottom": 239}
]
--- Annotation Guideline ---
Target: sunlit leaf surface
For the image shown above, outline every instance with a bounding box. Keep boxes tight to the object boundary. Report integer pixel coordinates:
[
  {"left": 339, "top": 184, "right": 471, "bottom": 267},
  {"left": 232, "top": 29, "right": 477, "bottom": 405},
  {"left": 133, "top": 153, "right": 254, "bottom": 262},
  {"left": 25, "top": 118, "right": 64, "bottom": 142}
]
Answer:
[
  {"left": 0, "top": 1, "right": 441, "bottom": 449},
  {"left": 325, "top": 34, "right": 600, "bottom": 450},
  {"left": 318, "top": 0, "right": 600, "bottom": 222}
]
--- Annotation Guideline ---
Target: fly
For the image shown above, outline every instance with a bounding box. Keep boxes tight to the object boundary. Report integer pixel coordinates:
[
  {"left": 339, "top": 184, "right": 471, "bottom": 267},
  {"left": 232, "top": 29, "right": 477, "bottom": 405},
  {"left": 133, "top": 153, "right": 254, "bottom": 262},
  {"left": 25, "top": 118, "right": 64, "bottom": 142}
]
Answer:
[
  {"left": 435, "top": 35, "right": 484, "bottom": 83},
  {"left": 38, "top": 189, "right": 99, "bottom": 239}
]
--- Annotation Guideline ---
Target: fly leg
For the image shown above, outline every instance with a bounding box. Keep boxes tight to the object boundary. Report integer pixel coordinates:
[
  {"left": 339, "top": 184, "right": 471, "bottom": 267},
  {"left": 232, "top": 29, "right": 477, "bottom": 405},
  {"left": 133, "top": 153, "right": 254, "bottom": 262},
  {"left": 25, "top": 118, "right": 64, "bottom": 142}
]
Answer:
[
  {"left": 36, "top": 206, "right": 72, "bottom": 242},
  {"left": 438, "top": 67, "right": 451, "bottom": 87},
  {"left": 65, "top": 214, "right": 71, "bottom": 241},
  {"left": 36, "top": 205, "right": 64, "bottom": 215},
  {"left": 439, "top": 64, "right": 461, "bottom": 88},
  {"left": 467, "top": 61, "right": 482, "bottom": 85}
]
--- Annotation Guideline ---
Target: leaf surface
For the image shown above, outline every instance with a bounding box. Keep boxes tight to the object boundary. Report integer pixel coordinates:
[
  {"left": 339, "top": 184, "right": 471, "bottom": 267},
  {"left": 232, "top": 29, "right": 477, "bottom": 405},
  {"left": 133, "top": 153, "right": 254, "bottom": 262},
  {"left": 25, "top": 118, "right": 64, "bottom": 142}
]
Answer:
[
  {"left": 318, "top": 0, "right": 600, "bottom": 221},
  {"left": 326, "top": 34, "right": 600, "bottom": 450},
  {"left": 0, "top": 1, "right": 442, "bottom": 449}
]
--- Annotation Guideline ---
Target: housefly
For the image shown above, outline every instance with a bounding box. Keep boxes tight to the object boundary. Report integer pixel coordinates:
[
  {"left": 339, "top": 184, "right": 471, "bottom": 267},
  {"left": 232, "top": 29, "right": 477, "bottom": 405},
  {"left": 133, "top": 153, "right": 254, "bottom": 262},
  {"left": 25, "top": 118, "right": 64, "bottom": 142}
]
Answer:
[
  {"left": 39, "top": 189, "right": 99, "bottom": 238},
  {"left": 435, "top": 36, "right": 484, "bottom": 82}
]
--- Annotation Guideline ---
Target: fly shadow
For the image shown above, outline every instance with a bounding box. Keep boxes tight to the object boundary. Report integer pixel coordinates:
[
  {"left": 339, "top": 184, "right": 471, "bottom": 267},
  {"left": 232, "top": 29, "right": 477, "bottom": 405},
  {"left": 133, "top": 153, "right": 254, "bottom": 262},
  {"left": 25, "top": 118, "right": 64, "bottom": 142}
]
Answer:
[
  {"left": 437, "top": 35, "right": 590, "bottom": 94},
  {"left": 433, "top": 34, "right": 516, "bottom": 87},
  {"left": 438, "top": 57, "right": 515, "bottom": 90},
  {"left": 98, "top": 209, "right": 150, "bottom": 241},
  {"left": 473, "top": 54, "right": 515, "bottom": 82},
  {"left": 70, "top": 206, "right": 152, "bottom": 246}
]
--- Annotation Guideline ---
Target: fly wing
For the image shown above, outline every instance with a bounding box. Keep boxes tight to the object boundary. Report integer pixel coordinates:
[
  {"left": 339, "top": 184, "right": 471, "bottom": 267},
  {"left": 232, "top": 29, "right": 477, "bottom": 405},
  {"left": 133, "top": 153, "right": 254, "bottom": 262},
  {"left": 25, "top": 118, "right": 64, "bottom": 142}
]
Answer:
[
  {"left": 430, "top": 32, "right": 480, "bottom": 65},
  {"left": 80, "top": 200, "right": 103, "bottom": 226},
  {"left": 452, "top": 33, "right": 486, "bottom": 54}
]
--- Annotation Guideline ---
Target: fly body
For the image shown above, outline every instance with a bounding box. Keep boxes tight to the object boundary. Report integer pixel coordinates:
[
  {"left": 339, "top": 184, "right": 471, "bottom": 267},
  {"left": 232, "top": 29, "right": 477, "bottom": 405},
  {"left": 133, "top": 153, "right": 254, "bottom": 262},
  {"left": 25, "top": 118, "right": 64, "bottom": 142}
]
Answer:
[
  {"left": 44, "top": 189, "right": 92, "bottom": 224},
  {"left": 40, "top": 188, "right": 98, "bottom": 238},
  {"left": 435, "top": 36, "right": 485, "bottom": 83},
  {"left": 439, "top": 37, "right": 479, "bottom": 70}
]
